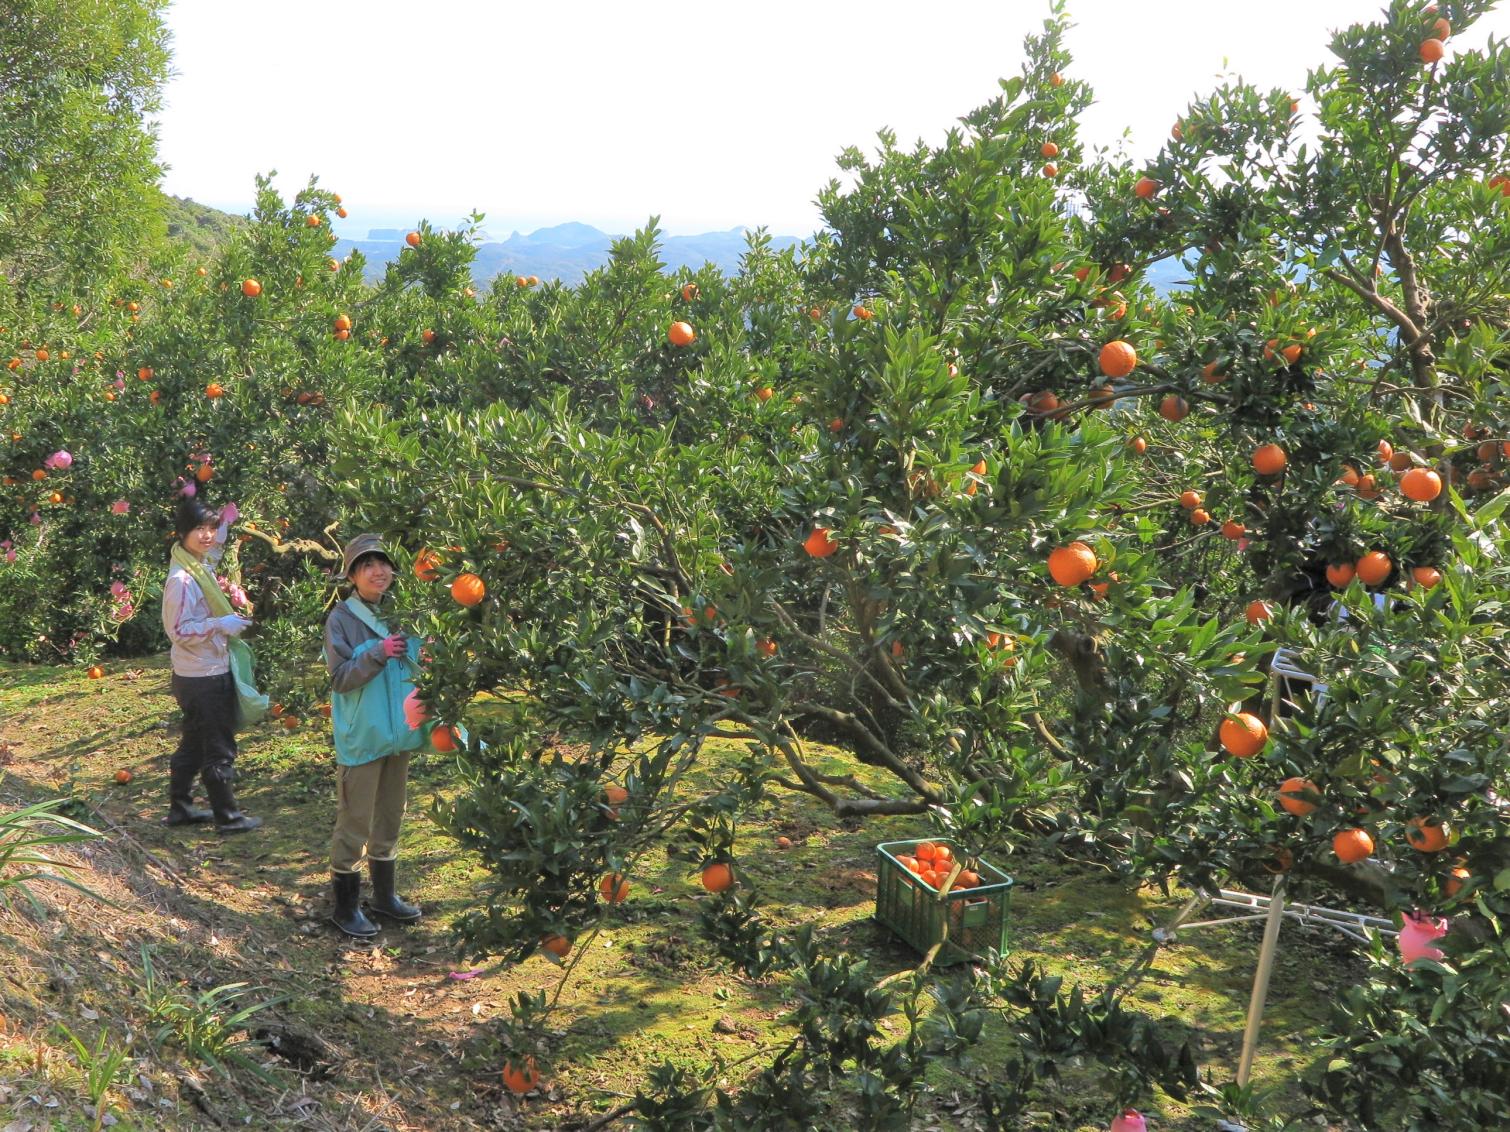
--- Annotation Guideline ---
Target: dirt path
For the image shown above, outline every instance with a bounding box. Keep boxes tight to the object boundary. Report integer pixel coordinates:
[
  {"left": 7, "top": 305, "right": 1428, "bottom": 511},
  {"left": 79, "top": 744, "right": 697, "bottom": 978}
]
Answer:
[{"left": 0, "top": 656, "right": 561, "bottom": 1130}]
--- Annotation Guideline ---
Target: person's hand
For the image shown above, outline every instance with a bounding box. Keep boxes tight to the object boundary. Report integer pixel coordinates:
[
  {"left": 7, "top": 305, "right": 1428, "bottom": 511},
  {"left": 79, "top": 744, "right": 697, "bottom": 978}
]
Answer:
[
  {"left": 219, "top": 502, "right": 239, "bottom": 527},
  {"left": 212, "top": 614, "right": 253, "bottom": 637},
  {"left": 381, "top": 634, "right": 407, "bottom": 659}
]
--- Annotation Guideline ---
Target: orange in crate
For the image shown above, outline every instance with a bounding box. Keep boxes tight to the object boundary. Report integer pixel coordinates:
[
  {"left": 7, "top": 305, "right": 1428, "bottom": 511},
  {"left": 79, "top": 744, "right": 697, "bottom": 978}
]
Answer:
[{"left": 875, "top": 838, "right": 1012, "bottom": 965}]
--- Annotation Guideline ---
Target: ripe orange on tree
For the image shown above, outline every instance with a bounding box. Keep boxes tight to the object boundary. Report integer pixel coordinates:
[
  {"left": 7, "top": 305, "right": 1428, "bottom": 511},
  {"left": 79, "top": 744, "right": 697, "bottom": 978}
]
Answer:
[
  {"left": 1252, "top": 444, "right": 1287, "bottom": 475},
  {"left": 1048, "top": 541, "right": 1098, "bottom": 586},
  {"left": 803, "top": 527, "right": 838, "bottom": 558},
  {"left": 1405, "top": 818, "right": 1450, "bottom": 852},
  {"left": 414, "top": 548, "right": 442, "bottom": 580},
  {"left": 1133, "top": 176, "right": 1160, "bottom": 199},
  {"left": 1201, "top": 360, "right": 1225, "bottom": 384},
  {"left": 1355, "top": 551, "right": 1392, "bottom": 586},
  {"left": 681, "top": 282, "right": 699, "bottom": 301},
  {"left": 1444, "top": 867, "right": 1471, "bottom": 897},
  {"left": 206, "top": 382, "right": 225, "bottom": 399},
  {"left": 1411, "top": 565, "right": 1442, "bottom": 589},
  {"left": 1179, "top": 490, "right": 1202, "bottom": 510},
  {"left": 1326, "top": 562, "right": 1356, "bottom": 588},
  {"left": 1333, "top": 828, "right": 1374, "bottom": 864},
  {"left": 1245, "top": 600, "right": 1273, "bottom": 625},
  {"left": 421, "top": 329, "right": 436, "bottom": 345},
  {"left": 754, "top": 386, "right": 774, "bottom": 402},
  {"left": 1399, "top": 467, "right": 1441, "bottom": 502},
  {"left": 137, "top": 366, "right": 153, "bottom": 381},
  {"left": 667, "top": 321, "right": 697, "bottom": 346},
  {"left": 1219, "top": 712, "right": 1269, "bottom": 757},
  {"left": 334, "top": 313, "right": 353, "bottom": 332},
  {"left": 604, "top": 784, "right": 629, "bottom": 808},
  {"left": 405, "top": 231, "right": 421, "bottom": 247},
  {"left": 1040, "top": 141, "right": 1059, "bottom": 158},
  {"left": 1190, "top": 508, "right": 1211, "bottom": 526},
  {"left": 1128, "top": 436, "right": 1147, "bottom": 454},
  {"left": 1277, "top": 777, "right": 1319, "bottom": 816},
  {"left": 541, "top": 934, "right": 571, "bottom": 959},
  {"left": 1221, "top": 519, "right": 1245, "bottom": 540},
  {"left": 1098, "top": 340, "right": 1137, "bottom": 378},
  {"left": 1041, "top": 162, "right": 1058, "bottom": 178},
  {"left": 501, "top": 1055, "right": 539, "bottom": 1095},
  {"left": 701, "top": 862, "right": 734, "bottom": 893},
  {"left": 241, "top": 278, "right": 262, "bottom": 297},
  {"left": 451, "top": 573, "right": 486, "bottom": 607},
  {"left": 1420, "top": 37, "right": 1445, "bottom": 63},
  {"left": 195, "top": 462, "right": 214, "bottom": 483},
  {"left": 756, "top": 637, "right": 778, "bottom": 657},
  {"left": 1159, "top": 395, "right": 1189, "bottom": 422},
  {"left": 430, "top": 725, "right": 459, "bottom": 752},
  {"left": 600, "top": 873, "right": 630, "bottom": 903},
  {"left": 1432, "top": 16, "right": 1451, "bottom": 39}
]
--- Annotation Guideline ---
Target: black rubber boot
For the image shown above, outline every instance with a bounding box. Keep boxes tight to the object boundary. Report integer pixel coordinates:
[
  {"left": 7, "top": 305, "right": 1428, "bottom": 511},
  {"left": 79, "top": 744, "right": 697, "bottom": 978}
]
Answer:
[
  {"left": 331, "top": 871, "right": 379, "bottom": 938},
  {"left": 163, "top": 760, "right": 213, "bottom": 826},
  {"left": 202, "top": 765, "right": 262, "bottom": 834},
  {"left": 367, "top": 858, "right": 422, "bottom": 922}
]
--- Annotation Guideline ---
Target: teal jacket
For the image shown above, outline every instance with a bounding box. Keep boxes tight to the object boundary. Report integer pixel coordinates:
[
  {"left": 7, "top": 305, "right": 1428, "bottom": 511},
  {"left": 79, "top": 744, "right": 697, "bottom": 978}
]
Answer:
[{"left": 323, "top": 595, "right": 425, "bottom": 767}]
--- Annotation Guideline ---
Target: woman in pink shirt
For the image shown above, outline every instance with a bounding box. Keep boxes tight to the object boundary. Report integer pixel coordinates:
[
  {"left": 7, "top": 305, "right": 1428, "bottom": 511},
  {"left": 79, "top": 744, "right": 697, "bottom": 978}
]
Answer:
[{"left": 159, "top": 496, "right": 261, "bottom": 833}]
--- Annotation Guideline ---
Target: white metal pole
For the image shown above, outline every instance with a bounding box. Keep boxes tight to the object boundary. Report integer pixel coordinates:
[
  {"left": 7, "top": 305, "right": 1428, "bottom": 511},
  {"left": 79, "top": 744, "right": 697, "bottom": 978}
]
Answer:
[{"left": 1237, "top": 878, "right": 1286, "bottom": 1087}]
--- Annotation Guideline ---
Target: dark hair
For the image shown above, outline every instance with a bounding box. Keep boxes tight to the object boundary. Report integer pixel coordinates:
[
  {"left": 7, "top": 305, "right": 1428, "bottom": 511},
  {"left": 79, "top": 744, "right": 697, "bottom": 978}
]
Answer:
[
  {"left": 174, "top": 495, "right": 218, "bottom": 542},
  {"left": 349, "top": 551, "right": 393, "bottom": 575}
]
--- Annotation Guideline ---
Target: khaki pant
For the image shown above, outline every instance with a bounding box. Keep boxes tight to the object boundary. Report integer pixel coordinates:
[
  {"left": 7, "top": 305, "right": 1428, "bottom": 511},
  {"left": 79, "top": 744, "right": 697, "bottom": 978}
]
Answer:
[{"left": 330, "top": 752, "right": 410, "bottom": 872}]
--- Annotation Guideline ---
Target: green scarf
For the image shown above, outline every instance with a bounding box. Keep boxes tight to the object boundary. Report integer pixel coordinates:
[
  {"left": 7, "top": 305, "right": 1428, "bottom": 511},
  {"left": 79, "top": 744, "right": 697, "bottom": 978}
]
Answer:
[{"left": 170, "top": 540, "right": 269, "bottom": 726}]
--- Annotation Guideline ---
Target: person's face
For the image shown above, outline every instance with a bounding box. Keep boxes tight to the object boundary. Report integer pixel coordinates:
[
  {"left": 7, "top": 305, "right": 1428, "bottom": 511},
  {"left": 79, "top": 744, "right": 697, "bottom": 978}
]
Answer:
[
  {"left": 183, "top": 521, "right": 217, "bottom": 559},
  {"left": 353, "top": 556, "right": 394, "bottom": 601}
]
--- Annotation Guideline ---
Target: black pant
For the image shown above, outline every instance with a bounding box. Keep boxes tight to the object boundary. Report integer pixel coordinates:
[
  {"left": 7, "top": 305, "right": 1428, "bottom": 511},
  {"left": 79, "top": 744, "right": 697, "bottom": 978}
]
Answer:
[{"left": 170, "top": 671, "right": 239, "bottom": 788}]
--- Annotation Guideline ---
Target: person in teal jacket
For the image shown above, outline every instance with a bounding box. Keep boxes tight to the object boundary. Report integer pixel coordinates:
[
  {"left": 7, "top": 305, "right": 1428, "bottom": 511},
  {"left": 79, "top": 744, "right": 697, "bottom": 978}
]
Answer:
[{"left": 324, "top": 533, "right": 426, "bottom": 938}]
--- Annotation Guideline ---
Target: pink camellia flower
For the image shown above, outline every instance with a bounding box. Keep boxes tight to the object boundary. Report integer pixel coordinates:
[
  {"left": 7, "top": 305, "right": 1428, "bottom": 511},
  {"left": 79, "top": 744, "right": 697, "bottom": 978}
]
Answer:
[
  {"left": 110, "top": 580, "right": 129, "bottom": 598},
  {"left": 110, "top": 499, "right": 130, "bottom": 515},
  {"left": 112, "top": 603, "right": 135, "bottom": 622},
  {"left": 3, "top": 541, "right": 14, "bottom": 563},
  {"left": 180, "top": 480, "right": 196, "bottom": 498},
  {"left": 28, "top": 511, "right": 41, "bottom": 525},
  {"left": 1236, "top": 537, "right": 1251, "bottom": 552},
  {"left": 113, "top": 377, "right": 126, "bottom": 390},
  {"left": 403, "top": 688, "right": 430, "bottom": 730},
  {"left": 44, "top": 450, "right": 72, "bottom": 470},
  {"left": 1398, "top": 912, "right": 1450, "bottom": 966},
  {"left": 1110, "top": 1111, "right": 1146, "bottom": 1132}
]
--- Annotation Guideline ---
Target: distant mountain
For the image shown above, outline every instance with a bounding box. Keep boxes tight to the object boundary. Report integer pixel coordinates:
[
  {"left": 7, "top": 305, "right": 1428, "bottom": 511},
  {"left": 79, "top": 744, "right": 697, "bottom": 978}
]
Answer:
[
  {"left": 159, "top": 194, "right": 245, "bottom": 259},
  {"left": 334, "top": 223, "right": 806, "bottom": 288}
]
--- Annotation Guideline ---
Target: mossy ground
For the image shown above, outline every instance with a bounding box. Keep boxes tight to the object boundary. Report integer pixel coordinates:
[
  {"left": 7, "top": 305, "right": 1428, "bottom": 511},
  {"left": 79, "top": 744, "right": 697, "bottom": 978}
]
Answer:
[{"left": 0, "top": 655, "right": 1356, "bottom": 1129}]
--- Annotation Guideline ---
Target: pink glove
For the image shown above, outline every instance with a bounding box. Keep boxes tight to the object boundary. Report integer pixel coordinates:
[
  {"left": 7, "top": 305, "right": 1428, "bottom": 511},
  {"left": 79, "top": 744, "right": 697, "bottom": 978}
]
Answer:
[
  {"left": 403, "top": 688, "right": 430, "bottom": 730},
  {"left": 381, "top": 634, "right": 406, "bottom": 659},
  {"left": 219, "top": 502, "right": 239, "bottom": 526}
]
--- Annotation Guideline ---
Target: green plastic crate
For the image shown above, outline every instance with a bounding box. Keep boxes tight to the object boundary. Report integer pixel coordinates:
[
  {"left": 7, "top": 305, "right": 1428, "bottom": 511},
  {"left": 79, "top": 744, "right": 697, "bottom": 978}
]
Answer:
[{"left": 874, "top": 839, "right": 1012, "bottom": 965}]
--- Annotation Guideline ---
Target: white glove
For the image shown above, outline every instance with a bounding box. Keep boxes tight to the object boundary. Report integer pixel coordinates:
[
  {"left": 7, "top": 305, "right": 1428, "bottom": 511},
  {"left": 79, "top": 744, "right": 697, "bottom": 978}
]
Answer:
[{"left": 212, "top": 614, "right": 252, "bottom": 637}]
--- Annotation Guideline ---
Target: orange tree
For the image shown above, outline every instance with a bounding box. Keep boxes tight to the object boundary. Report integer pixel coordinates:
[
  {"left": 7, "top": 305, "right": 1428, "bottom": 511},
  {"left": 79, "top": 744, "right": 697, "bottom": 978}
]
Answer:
[
  {"left": 0, "top": 174, "right": 495, "bottom": 696},
  {"left": 328, "top": 5, "right": 1510, "bottom": 1126}
]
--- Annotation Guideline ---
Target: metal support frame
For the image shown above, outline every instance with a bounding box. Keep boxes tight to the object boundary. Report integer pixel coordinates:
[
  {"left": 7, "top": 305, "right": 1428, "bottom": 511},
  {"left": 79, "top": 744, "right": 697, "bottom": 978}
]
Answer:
[{"left": 1132, "top": 648, "right": 1395, "bottom": 1088}]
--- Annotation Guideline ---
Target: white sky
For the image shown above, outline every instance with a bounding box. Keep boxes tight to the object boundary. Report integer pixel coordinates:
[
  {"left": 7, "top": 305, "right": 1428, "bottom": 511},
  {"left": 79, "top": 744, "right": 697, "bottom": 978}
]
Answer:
[{"left": 157, "top": 0, "right": 1510, "bottom": 238}]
